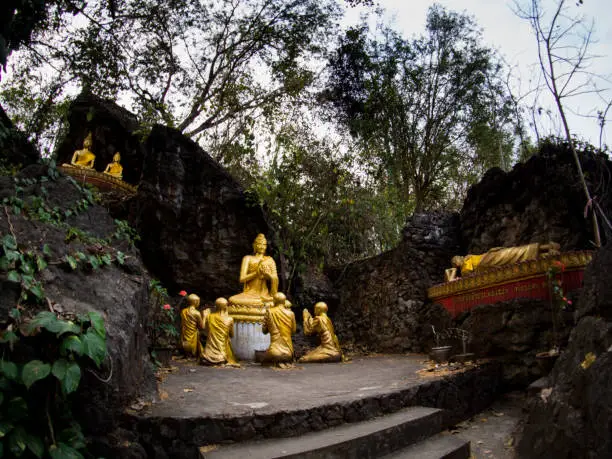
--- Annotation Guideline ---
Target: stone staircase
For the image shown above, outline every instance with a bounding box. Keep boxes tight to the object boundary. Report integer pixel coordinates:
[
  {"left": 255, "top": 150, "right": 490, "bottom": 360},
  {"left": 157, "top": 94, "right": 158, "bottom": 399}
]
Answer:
[{"left": 200, "top": 406, "right": 469, "bottom": 459}]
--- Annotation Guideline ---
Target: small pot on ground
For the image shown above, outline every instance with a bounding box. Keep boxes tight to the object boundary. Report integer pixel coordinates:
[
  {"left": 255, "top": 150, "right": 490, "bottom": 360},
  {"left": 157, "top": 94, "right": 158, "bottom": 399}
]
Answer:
[{"left": 430, "top": 345, "right": 453, "bottom": 364}]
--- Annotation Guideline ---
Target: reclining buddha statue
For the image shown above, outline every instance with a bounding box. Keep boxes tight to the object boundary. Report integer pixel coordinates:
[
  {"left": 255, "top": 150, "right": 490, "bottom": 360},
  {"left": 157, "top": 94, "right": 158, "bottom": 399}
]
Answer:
[{"left": 445, "top": 242, "right": 561, "bottom": 281}]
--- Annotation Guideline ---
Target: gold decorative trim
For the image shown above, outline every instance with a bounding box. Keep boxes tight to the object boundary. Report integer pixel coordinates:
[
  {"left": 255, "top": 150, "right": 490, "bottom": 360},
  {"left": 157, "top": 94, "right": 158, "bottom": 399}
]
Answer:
[
  {"left": 428, "top": 251, "right": 593, "bottom": 300},
  {"left": 59, "top": 165, "right": 137, "bottom": 194},
  {"left": 228, "top": 305, "right": 266, "bottom": 324}
]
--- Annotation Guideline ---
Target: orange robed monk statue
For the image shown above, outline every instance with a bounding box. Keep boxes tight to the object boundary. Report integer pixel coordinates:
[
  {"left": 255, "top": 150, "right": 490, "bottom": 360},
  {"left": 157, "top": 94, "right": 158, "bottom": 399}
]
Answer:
[
  {"left": 201, "top": 297, "right": 239, "bottom": 367},
  {"left": 299, "top": 302, "right": 343, "bottom": 363},
  {"left": 180, "top": 294, "right": 204, "bottom": 358},
  {"left": 261, "top": 292, "right": 296, "bottom": 366}
]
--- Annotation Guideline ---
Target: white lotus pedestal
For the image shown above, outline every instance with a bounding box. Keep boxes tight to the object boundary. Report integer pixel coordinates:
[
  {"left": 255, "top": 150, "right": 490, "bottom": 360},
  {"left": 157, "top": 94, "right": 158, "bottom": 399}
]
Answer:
[{"left": 228, "top": 305, "right": 270, "bottom": 361}]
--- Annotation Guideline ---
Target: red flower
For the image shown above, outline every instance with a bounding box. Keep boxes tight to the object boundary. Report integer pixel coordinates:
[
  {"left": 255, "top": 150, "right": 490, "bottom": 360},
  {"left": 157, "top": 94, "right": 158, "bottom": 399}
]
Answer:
[
  {"left": 567, "top": 300, "right": 573, "bottom": 305},
  {"left": 163, "top": 304, "right": 171, "bottom": 310},
  {"left": 552, "top": 260, "right": 566, "bottom": 271},
  {"left": 179, "top": 290, "right": 187, "bottom": 297}
]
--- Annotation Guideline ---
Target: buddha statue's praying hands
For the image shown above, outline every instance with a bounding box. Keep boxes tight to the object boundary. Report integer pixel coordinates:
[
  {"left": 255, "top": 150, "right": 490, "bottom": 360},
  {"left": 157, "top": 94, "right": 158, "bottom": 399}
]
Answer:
[{"left": 228, "top": 234, "right": 278, "bottom": 309}]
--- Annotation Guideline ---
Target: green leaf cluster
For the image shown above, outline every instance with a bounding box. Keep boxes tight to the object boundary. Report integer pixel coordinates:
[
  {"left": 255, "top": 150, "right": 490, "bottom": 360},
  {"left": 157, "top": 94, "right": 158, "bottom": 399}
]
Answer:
[{"left": 0, "top": 311, "right": 107, "bottom": 457}]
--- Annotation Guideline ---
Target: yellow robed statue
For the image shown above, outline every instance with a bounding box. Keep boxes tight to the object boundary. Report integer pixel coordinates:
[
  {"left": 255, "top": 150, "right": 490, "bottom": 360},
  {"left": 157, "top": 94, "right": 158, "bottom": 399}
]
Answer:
[
  {"left": 446, "top": 242, "right": 561, "bottom": 281},
  {"left": 229, "top": 234, "right": 278, "bottom": 308},
  {"left": 180, "top": 294, "right": 204, "bottom": 358},
  {"left": 262, "top": 292, "right": 296, "bottom": 365},
  {"left": 103, "top": 152, "right": 124, "bottom": 179},
  {"left": 299, "top": 302, "right": 343, "bottom": 363},
  {"left": 201, "top": 298, "right": 239, "bottom": 366},
  {"left": 68, "top": 132, "right": 96, "bottom": 169}
]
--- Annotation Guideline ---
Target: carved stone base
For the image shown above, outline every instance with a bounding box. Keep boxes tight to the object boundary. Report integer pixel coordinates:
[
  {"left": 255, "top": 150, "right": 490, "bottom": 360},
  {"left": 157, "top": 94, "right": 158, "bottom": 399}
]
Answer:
[{"left": 231, "top": 321, "right": 270, "bottom": 361}]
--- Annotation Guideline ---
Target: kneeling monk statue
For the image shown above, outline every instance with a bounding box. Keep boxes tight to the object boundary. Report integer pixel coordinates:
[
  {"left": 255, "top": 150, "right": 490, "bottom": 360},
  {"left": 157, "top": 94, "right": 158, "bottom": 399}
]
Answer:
[
  {"left": 201, "top": 298, "right": 239, "bottom": 366},
  {"left": 180, "top": 294, "right": 204, "bottom": 358},
  {"left": 262, "top": 292, "right": 296, "bottom": 365},
  {"left": 446, "top": 242, "right": 561, "bottom": 281},
  {"left": 299, "top": 302, "right": 343, "bottom": 363}
]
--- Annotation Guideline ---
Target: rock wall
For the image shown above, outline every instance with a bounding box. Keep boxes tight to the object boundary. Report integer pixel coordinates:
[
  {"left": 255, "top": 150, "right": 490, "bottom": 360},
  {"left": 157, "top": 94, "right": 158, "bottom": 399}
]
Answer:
[
  {"left": 517, "top": 243, "right": 612, "bottom": 459},
  {"left": 329, "top": 213, "right": 460, "bottom": 352},
  {"left": 460, "top": 142, "right": 612, "bottom": 253},
  {"left": 131, "top": 125, "right": 271, "bottom": 300},
  {"left": 453, "top": 298, "right": 576, "bottom": 387},
  {"left": 54, "top": 93, "right": 145, "bottom": 185},
  {"left": 0, "top": 165, "right": 155, "bottom": 444}
]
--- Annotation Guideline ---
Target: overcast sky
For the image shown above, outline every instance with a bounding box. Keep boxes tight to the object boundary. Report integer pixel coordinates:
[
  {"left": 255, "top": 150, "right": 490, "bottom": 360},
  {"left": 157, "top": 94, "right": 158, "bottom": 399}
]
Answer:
[{"left": 345, "top": 0, "right": 612, "bottom": 149}]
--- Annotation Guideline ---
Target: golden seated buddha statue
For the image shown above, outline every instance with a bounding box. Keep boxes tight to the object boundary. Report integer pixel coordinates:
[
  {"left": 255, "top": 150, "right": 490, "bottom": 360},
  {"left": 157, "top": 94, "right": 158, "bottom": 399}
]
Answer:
[
  {"left": 228, "top": 233, "right": 279, "bottom": 310},
  {"left": 68, "top": 132, "right": 96, "bottom": 169},
  {"left": 445, "top": 242, "right": 561, "bottom": 281},
  {"left": 103, "top": 152, "right": 124, "bottom": 179}
]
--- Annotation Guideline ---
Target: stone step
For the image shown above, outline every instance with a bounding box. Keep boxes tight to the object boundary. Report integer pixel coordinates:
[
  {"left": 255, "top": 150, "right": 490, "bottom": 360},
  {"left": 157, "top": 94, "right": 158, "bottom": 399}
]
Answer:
[
  {"left": 380, "top": 433, "right": 470, "bottom": 459},
  {"left": 200, "top": 406, "right": 444, "bottom": 459}
]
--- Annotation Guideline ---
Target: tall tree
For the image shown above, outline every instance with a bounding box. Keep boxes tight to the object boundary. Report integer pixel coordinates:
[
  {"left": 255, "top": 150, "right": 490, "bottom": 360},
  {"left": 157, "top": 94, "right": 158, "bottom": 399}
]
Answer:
[
  {"left": 514, "top": 0, "right": 612, "bottom": 246},
  {"left": 325, "top": 6, "right": 515, "bottom": 213},
  {"left": 1, "top": 0, "right": 340, "bottom": 155}
]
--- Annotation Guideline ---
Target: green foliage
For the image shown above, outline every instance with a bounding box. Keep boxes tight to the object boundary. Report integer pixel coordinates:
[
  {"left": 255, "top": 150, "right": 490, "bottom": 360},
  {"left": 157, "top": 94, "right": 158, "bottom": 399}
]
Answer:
[
  {"left": 0, "top": 310, "right": 107, "bottom": 457},
  {"left": 147, "top": 280, "right": 179, "bottom": 350},
  {"left": 1, "top": 0, "right": 340, "bottom": 154},
  {"left": 325, "top": 6, "right": 517, "bottom": 213},
  {"left": 245, "top": 119, "right": 402, "bottom": 288}
]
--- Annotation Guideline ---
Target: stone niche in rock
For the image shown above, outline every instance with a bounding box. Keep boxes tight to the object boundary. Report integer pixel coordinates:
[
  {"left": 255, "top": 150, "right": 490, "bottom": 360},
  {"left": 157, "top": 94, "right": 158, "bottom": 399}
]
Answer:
[
  {"left": 54, "top": 93, "right": 145, "bottom": 185},
  {"left": 460, "top": 141, "right": 612, "bottom": 253},
  {"left": 329, "top": 213, "right": 460, "bottom": 353},
  {"left": 132, "top": 125, "right": 270, "bottom": 299}
]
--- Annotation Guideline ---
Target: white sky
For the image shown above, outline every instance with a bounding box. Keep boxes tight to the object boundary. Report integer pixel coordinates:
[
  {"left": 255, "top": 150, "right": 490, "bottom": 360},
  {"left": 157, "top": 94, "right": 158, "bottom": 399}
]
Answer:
[{"left": 344, "top": 0, "right": 612, "bottom": 149}]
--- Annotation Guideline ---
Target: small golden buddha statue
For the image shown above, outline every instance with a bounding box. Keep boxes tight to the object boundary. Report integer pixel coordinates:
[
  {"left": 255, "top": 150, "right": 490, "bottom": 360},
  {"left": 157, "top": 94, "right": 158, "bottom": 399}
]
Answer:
[
  {"left": 180, "top": 294, "right": 205, "bottom": 358},
  {"left": 103, "top": 152, "right": 123, "bottom": 179},
  {"left": 69, "top": 132, "right": 96, "bottom": 169},
  {"left": 299, "top": 302, "right": 343, "bottom": 363},
  {"left": 201, "top": 298, "right": 239, "bottom": 367},
  {"left": 228, "top": 234, "right": 279, "bottom": 308},
  {"left": 261, "top": 292, "right": 296, "bottom": 365},
  {"left": 446, "top": 242, "right": 561, "bottom": 280}
]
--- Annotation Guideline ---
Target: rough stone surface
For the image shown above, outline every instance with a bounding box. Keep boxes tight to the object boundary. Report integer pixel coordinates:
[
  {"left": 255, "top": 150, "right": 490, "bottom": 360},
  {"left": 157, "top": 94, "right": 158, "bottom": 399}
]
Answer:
[
  {"left": 518, "top": 243, "right": 612, "bottom": 459},
  {"left": 460, "top": 143, "right": 612, "bottom": 253},
  {"left": 0, "top": 165, "right": 155, "bottom": 450},
  {"left": 131, "top": 124, "right": 271, "bottom": 298},
  {"left": 0, "top": 103, "right": 39, "bottom": 168},
  {"left": 130, "top": 355, "right": 503, "bottom": 458},
  {"left": 452, "top": 298, "right": 576, "bottom": 387},
  {"left": 329, "top": 213, "right": 460, "bottom": 353},
  {"left": 54, "top": 93, "right": 145, "bottom": 185}
]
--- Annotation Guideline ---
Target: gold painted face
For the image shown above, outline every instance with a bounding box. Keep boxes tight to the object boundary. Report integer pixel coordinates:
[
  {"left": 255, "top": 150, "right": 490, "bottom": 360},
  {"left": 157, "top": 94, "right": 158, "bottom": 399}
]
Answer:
[{"left": 113, "top": 152, "right": 121, "bottom": 162}]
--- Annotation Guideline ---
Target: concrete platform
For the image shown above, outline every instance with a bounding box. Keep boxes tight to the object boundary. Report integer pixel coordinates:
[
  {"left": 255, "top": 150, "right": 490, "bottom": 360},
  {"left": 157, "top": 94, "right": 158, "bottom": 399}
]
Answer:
[
  {"left": 130, "top": 355, "right": 502, "bottom": 458},
  {"left": 202, "top": 406, "right": 444, "bottom": 459}
]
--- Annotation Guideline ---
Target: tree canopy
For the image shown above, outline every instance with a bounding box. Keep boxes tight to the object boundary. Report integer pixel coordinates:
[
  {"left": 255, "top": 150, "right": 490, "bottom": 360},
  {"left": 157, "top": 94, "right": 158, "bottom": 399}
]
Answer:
[{"left": 325, "top": 5, "right": 516, "bottom": 213}]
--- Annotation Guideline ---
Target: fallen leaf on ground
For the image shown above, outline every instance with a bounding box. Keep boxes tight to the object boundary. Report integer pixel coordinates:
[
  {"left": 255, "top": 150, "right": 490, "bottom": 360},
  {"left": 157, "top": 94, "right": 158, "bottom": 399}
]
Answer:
[
  {"left": 480, "top": 418, "right": 488, "bottom": 422},
  {"left": 184, "top": 388, "right": 194, "bottom": 393}
]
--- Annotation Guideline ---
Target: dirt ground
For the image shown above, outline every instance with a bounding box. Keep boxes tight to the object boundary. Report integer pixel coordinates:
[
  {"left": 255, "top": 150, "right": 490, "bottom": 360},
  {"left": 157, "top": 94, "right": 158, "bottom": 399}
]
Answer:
[{"left": 449, "top": 391, "right": 525, "bottom": 459}]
